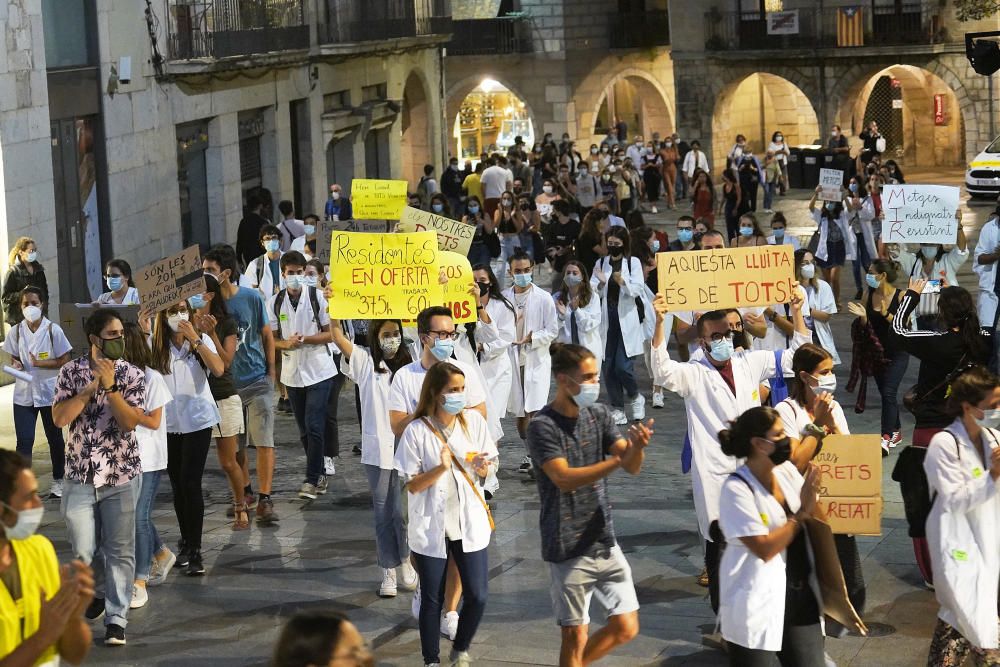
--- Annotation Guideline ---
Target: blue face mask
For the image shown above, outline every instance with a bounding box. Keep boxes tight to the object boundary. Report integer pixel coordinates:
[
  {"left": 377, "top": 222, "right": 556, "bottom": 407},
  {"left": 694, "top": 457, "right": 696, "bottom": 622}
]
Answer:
[
  {"left": 303, "top": 275, "right": 318, "bottom": 288},
  {"left": 772, "top": 228, "right": 785, "bottom": 239},
  {"left": 285, "top": 275, "right": 303, "bottom": 289},
  {"left": 564, "top": 274, "right": 583, "bottom": 287},
  {"left": 825, "top": 202, "right": 836, "bottom": 212},
  {"left": 572, "top": 381, "right": 601, "bottom": 408},
  {"left": 468, "top": 205, "right": 480, "bottom": 215},
  {"left": 865, "top": 274, "right": 880, "bottom": 289},
  {"left": 264, "top": 239, "right": 280, "bottom": 253},
  {"left": 650, "top": 240, "right": 661, "bottom": 253},
  {"left": 442, "top": 392, "right": 467, "bottom": 415},
  {"left": 431, "top": 203, "right": 444, "bottom": 213},
  {"left": 678, "top": 229, "right": 693, "bottom": 243},
  {"left": 513, "top": 273, "right": 533, "bottom": 288},
  {"left": 739, "top": 226, "right": 754, "bottom": 237},
  {"left": 188, "top": 294, "right": 206, "bottom": 311},
  {"left": 106, "top": 276, "right": 124, "bottom": 292},
  {"left": 921, "top": 246, "right": 938, "bottom": 259},
  {"left": 849, "top": 183, "right": 859, "bottom": 193},
  {"left": 708, "top": 337, "right": 734, "bottom": 363},
  {"left": 430, "top": 338, "right": 454, "bottom": 361},
  {"left": 303, "top": 224, "right": 316, "bottom": 235}
]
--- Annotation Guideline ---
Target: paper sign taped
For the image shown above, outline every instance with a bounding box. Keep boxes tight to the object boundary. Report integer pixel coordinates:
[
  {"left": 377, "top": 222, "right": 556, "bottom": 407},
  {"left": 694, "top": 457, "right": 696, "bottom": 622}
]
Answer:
[
  {"left": 818, "top": 168, "right": 844, "bottom": 202},
  {"left": 350, "top": 179, "right": 408, "bottom": 220},
  {"left": 134, "top": 246, "right": 206, "bottom": 317},
  {"left": 439, "top": 251, "right": 477, "bottom": 324},
  {"left": 398, "top": 206, "right": 476, "bottom": 256},
  {"left": 57, "top": 303, "right": 141, "bottom": 354},
  {"left": 326, "top": 231, "right": 439, "bottom": 320},
  {"left": 821, "top": 496, "right": 883, "bottom": 536},
  {"left": 880, "top": 184, "right": 960, "bottom": 244},
  {"left": 656, "top": 245, "right": 796, "bottom": 313},
  {"left": 815, "top": 434, "right": 883, "bottom": 535}
]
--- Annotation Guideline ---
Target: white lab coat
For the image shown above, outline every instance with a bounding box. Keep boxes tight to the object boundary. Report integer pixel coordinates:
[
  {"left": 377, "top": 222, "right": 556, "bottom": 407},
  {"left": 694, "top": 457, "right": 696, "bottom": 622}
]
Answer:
[
  {"left": 502, "top": 283, "right": 559, "bottom": 416},
  {"left": 452, "top": 325, "right": 502, "bottom": 442},
  {"left": 973, "top": 216, "right": 1000, "bottom": 326},
  {"left": 924, "top": 420, "right": 1000, "bottom": 649},
  {"left": 812, "top": 209, "right": 857, "bottom": 262},
  {"left": 804, "top": 280, "right": 841, "bottom": 365},
  {"left": 591, "top": 256, "right": 648, "bottom": 359},
  {"left": 476, "top": 297, "right": 517, "bottom": 424},
  {"left": 554, "top": 289, "right": 604, "bottom": 368},
  {"left": 847, "top": 196, "right": 879, "bottom": 259},
  {"left": 241, "top": 253, "right": 285, "bottom": 298},
  {"left": 652, "top": 331, "right": 808, "bottom": 538}
]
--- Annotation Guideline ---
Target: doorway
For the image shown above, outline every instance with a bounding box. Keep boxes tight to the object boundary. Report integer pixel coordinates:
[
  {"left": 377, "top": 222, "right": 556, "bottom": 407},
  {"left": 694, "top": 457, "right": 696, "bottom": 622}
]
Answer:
[{"left": 177, "top": 122, "right": 211, "bottom": 251}]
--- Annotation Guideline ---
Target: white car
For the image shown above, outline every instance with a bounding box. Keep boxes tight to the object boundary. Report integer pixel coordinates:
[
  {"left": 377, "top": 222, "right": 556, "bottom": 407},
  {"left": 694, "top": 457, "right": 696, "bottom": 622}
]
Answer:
[{"left": 967, "top": 136, "right": 1000, "bottom": 198}]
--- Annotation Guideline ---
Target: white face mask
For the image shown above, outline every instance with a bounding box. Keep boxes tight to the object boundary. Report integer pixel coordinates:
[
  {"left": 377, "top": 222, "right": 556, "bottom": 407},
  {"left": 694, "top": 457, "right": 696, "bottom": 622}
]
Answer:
[
  {"left": 167, "top": 311, "right": 189, "bottom": 333},
  {"left": 0, "top": 501, "right": 44, "bottom": 540},
  {"left": 379, "top": 334, "right": 402, "bottom": 356},
  {"left": 811, "top": 373, "right": 837, "bottom": 396},
  {"left": 22, "top": 305, "right": 42, "bottom": 323}
]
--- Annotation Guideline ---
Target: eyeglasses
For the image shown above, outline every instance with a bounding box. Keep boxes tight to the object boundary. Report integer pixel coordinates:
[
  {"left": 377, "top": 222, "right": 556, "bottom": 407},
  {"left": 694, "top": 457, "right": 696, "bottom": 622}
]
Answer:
[
  {"left": 426, "top": 330, "right": 459, "bottom": 341},
  {"left": 707, "top": 331, "right": 734, "bottom": 343}
]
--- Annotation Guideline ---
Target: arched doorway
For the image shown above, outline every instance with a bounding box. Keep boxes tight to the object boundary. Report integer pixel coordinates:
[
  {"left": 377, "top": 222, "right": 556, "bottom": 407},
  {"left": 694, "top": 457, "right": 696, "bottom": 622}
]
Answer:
[
  {"left": 400, "top": 71, "right": 431, "bottom": 187},
  {"left": 449, "top": 78, "right": 534, "bottom": 167},
  {"left": 711, "top": 73, "right": 820, "bottom": 171},
  {"left": 845, "top": 65, "right": 964, "bottom": 168},
  {"left": 591, "top": 73, "right": 672, "bottom": 146}
]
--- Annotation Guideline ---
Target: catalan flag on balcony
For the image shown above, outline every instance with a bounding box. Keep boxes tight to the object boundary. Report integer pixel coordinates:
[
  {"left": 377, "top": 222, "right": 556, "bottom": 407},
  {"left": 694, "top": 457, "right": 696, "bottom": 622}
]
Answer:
[{"left": 837, "top": 6, "right": 864, "bottom": 46}]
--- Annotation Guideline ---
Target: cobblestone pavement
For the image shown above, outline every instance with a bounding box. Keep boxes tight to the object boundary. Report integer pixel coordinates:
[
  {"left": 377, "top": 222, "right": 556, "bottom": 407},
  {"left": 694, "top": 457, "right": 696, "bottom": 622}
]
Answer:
[{"left": 9, "top": 169, "right": 999, "bottom": 666}]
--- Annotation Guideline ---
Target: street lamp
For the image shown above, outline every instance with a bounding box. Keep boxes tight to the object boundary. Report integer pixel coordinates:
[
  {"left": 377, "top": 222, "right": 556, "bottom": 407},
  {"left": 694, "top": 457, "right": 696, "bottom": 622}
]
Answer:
[{"left": 967, "top": 31, "right": 1000, "bottom": 137}]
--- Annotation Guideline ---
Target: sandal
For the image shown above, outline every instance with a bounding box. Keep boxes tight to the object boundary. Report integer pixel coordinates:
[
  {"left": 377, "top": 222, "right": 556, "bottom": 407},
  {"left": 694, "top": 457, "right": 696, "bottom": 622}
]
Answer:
[{"left": 232, "top": 502, "right": 249, "bottom": 531}]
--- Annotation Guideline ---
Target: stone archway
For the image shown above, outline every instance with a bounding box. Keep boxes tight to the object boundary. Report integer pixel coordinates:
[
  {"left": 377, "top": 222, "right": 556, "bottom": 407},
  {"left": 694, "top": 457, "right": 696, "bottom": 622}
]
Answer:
[
  {"left": 586, "top": 69, "right": 673, "bottom": 146},
  {"left": 445, "top": 76, "right": 536, "bottom": 165},
  {"left": 400, "top": 70, "right": 432, "bottom": 188},
  {"left": 710, "top": 72, "right": 820, "bottom": 171}
]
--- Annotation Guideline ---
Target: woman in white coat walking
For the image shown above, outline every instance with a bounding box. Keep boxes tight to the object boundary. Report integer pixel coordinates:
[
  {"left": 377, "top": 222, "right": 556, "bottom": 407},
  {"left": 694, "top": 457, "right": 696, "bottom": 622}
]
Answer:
[
  {"left": 924, "top": 366, "right": 1000, "bottom": 665},
  {"left": 471, "top": 264, "right": 516, "bottom": 434},
  {"left": 809, "top": 188, "right": 855, "bottom": 308},
  {"left": 591, "top": 226, "right": 648, "bottom": 425},
  {"left": 553, "top": 260, "right": 603, "bottom": 367},
  {"left": 795, "top": 249, "right": 840, "bottom": 365}
]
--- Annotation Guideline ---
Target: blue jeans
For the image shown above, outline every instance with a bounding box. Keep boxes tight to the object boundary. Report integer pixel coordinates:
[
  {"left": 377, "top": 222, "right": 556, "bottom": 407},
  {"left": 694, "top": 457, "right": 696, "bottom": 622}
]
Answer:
[
  {"left": 287, "top": 378, "right": 333, "bottom": 485},
  {"left": 364, "top": 464, "right": 408, "bottom": 568},
  {"left": 134, "top": 470, "right": 164, "bottom": 581},
  {"left": 12, "top": 403, "right": 65, "bottom": 480},
  {"left": 675, "top": 168, "right": 687, "bottom": 199},
  {"left": 413, "top": 542, "right": 489, "bottom": 664},
  {"left": 763, "top": 182, "right": 776, "bottom": 210},
  {"left": 61, "top": 476, "right": 139, "bottom": 627},
  {"left": 603, "top": 314, "right": 638, "bottom": 409},
  {"left": 852, "top": 231, "right": 873, "bottom": 293},
  {"left": 874, "top": 351, "right": 909, "bottom": 435}
]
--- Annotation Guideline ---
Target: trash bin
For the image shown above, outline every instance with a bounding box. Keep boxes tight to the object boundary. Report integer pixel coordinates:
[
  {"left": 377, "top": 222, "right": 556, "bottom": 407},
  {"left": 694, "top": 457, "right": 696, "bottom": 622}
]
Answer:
[
  {"left": 787, "top": 149, "right": 804, "bottom": 190},
  {"left": 801, "top": 149, "right": 824, "bottom": 190}
]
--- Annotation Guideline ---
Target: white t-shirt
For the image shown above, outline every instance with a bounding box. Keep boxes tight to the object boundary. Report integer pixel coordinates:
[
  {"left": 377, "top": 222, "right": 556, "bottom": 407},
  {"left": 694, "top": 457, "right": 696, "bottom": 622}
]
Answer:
[
  {"left": 267, "top": 288, "right": 337, "bottom": 387},
  {"left": 2, "top": 318, "right": 72, "bottom": 407},
  {"left": 775, "top": 396, "right": 849, "bottom": 438},
  {"left": 163, "top": 334, "right": 221, "bottom": 434},
  {"left": 97, "top": 287, "right": 140, "bottom": 305},
  {"left": 480, "top": 165, "right": 510, "bottom": 200},
  {"left": 388, "top": 358, "right": 487, "bottom": 416},
  {"left": 341, "top": 346, "right": 396, "bottom": 469},
  {"left": 278, "top": 218, "right": 305, "bottom": 251},
  {"left": 136, "top": 367, "right": 172, "bottom": 473}
]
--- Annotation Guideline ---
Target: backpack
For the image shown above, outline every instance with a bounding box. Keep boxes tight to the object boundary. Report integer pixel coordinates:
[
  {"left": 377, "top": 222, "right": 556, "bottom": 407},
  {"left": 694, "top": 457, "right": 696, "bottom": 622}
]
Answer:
[
  {"left": 417, "top": 176, "right": 432, "bottom": 206},
  {"left": 272, "top": 287, "right": 331, "bottom": 356}
]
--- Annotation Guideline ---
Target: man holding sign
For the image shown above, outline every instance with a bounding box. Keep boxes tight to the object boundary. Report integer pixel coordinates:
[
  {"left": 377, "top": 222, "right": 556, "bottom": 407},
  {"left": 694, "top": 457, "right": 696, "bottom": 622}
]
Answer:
[{"left": 649, "top": 281, "right": 809, "bottom": 613}]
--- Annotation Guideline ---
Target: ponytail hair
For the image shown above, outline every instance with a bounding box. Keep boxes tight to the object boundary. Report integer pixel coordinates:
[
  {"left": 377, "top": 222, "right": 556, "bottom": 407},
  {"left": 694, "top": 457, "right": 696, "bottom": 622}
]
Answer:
[
  {"left": 868, "top": 257, "right": 899, "bottom": 284},
  {"left": 718, "top": 406, "right": 779, "bottom": 458},
  {"left": 550, "top": 342, "right": 595, "bottom": 376},
  {"left": 946, "top": 366, "right": 1000, "bottom": 418},
  {"left": 938, "top": 286, "right": 988, "bottom": 361}
]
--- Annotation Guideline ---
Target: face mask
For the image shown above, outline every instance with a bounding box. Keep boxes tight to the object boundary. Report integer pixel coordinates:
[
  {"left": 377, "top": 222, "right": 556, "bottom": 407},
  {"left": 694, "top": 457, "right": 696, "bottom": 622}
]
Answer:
[
  {"left": 708, "top": 337, "right": 734, "bottom": 363},
  {"left": 442, "top": 392, "right": 467, "bottom": 415},
  {"left": 772, "top": 228, "right": 785, "bottom": 240},
  {"left": 607, "top": 165, "right": 617, "bottom": 173},
  {"left": 25, "top": 251, "right": 37, "bottom": 263},
  {"left": 477, "top": 281, "right": 490, "bottom": 296},
  {"left": 167, "top": 311, "right": 189, "bottom": 333},
  {"left": 0, "top": 502, "right": 43, "bottom": 540},
  {"left": 99, "top": 335, "right": 125, "bottom": 360},
  {"left": 849, "top": 183, "right": 858, "bottom": 194},
  {"left": 607, "top": 245, "right": 624, "bottom": 257},
  {"left": 975, "top": 407, "right": 1000, "bottom": 430},
  {"left": 449, "top": 163, "right": 458, "bottom": 170},
  {"left": 106, "top": 276, "right": 124, "bottom": 292},
  {"left": 431, "top": 203, "right": 444, "bottom": 213},
  {"left": 468, "top": 205, "right": 480, "bottom": 215},
  {"left": 513, "top": 273, "right": 533, "bottom": 288},
  {"left": 831, "top": 130, "right": 839, "bottom": 137},
  {"left": 331, "top": 191, "right": 340, "bottom": 200},
  {"left": 776, "top": 135, "right": 783, "bottom": 142},
  {"left": 739, "top": 226, "right": 753, "bottom": 237},
  {"left": 303, "top": 224, "right": 316, "bottom": 235},
  {"left": 429, "top": 337, "right": 454, "bottom": 361},
  {"left": 766, "top": 437, "right": 792, "bottom": 465},
  {"left": 572, "top": 381, "right": 601, "bottom": 408},
  {"left": 564, "top": 273, "right": 583, "bottom": 287},
  {"left": 825, "top": 202, "right": 836, "bottom": 212},
  {"left": 543, "top": 185, "right": 553, "bottom": 194},
  {"left": 921, "top": 246, "right": 938, "bottom": 259},
  {"left": 601, "top": 147, "right": 609, "bottom": 153},
  {"left": 677, "top": 229, "right": 693, "bottom": 243},
  {"left": 264, "top": 239, "right": 280, "bottom": 253},
  {"left": 285, "top": 275, "right": 303, "bottom": 289},
  {"left": 502, "top": 199, "right": 512, "bottom": 207},
  {"left": 188, "top": 294, "right": 206, "bottom": 311},
  {"left": 602, "top": 174, "right": 611, "bottom": 182},
  {"left": 379, "top": 334, "right": 402, "bottom": 356},
  {"left": 22, "top": 305, "right": 42, "bottom": 323},
  {"left": 800, "top": 263, "right": 816, "bottom": 279},
  {"left": 635, "top": 141, "right": 642, "bottom": 147},
  {"left": 865, "top": 274, "right": 880, "bottom": 289},
  {"left": 302, "top": 275, "right": 318, "bottom": 288},
  {"left": 811, "top": 373, "right": 837, "bottom": 396},
  {"left": 591, "top": 147, "right": 598, "bottom": 154}
]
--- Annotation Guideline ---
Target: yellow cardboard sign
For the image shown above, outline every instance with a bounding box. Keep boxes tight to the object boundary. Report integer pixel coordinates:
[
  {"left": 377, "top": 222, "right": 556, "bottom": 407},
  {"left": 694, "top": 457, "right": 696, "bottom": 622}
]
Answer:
[
  {"left": 815, "top": 434, "right": 883, "bottom": 535},
  {"left": 350, "top": 179, "right": 408, "bottom": 220},
  {"left": 439, "top": 251, "right": 477, "bottom": 324},
  {"left": 398, "top": 206, "right": 476, "bottom": 256},
  {"left": 326, "top": 231, "right": 439, "bottom": 320},
  {"left": 820, "top": 496, "right": 883, "bottom": 536},
  {"left": 656, "top": 245, "right": 795, "bottom": 313}
]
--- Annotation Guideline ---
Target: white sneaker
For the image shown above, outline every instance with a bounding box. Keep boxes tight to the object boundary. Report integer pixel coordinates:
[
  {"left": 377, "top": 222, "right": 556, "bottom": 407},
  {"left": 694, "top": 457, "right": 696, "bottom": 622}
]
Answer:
[
  {"left": 441, "top": 610, "right": 459, "bottom": 640},
  {"left": 611, "top": 409, "right": 628, "bottom": 425},
  {"left": 652, "top": 390, "right": 664, "bottom": 409},
  {"left": 130, "top": 584, "right": 148, "bottom": 609},
  {"left": 449, "top": 649, "right": 472, "bottom": 666},
  {"left": 399, "top": 560, "right": 418, "bottom": 591},
  {"left": 650, "top": 206, "right": 658, "bottom": 214},
  {"left": 630, "top": 393, "right": 646, "bottom": 421},
  {"left": 49, "top": 479, "right": 63, "bottom": 499},
  {"left": 411, "top": 585, "right": 421, "bottom": 620},
  {"left": 379, "top": 568, "right": 397, "bottom": 597},
  {"left": 148, "top": 549, "right": 176, "bottom": 587},
  {"left": 324, "top": 456, "right": 336, "bottom": 475}
]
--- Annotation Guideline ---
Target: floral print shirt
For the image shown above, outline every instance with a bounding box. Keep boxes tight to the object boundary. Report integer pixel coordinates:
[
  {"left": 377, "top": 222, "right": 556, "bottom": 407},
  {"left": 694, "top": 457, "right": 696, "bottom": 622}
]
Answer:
[{"left": 54, "top": 356, "right": 145, "bottom": 488}]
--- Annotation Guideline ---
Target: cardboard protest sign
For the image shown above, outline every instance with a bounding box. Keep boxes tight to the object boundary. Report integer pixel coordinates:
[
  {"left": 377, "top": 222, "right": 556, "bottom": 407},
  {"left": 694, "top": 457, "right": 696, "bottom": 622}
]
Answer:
[
  {"left": 353, "top": 220, "right": 390, "bottom": 233},
  {"left": 880, "top": 184, "right": 960, "bottom": 244},
  {"left": 656, "top": 245, "right": 795, "bottom": 313},
  {"left": 57, "top": 303, "right": 141, "bottom": 354},
  {"left": 326, "top": 231, "right": 439, "bottom": 320},
  {"left": 313, "top": 219, "right": 353, "bottom": 263},
  {"left": 398, "top": 206, "right": 476, "bottom": 256},
  {"left": 350, "top": 179, "right": 408, "bottom": 220},
  {"left": 438, "top": 251, "right": 477, "bottom": 324},
  {"left": 814, "top": 434, "right": 883, "bottom": 535},
  {"left": 818, "top": 168, "right": 844, "bottom": 202},
  {"left": 134, "top": 246, "right": 206, "bottom": 317}
]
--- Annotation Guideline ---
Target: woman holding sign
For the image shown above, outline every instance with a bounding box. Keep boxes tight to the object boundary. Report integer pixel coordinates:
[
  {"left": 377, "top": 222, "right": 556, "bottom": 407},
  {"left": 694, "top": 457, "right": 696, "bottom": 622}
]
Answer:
[
  {"left": 892, "top": 212, "right": 968, "bottom": 330},
  {"left": 463, "top": 196, "right": 496, "bottom": 269},
  {"left": 808, "top": 188, "right": 854, "bottom": 309}
]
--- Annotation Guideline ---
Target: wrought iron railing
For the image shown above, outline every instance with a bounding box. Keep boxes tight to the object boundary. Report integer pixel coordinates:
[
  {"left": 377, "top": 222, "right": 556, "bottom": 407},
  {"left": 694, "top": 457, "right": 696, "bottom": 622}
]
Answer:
[
  {"left": 319, "top": 0, "right": 452, "bottom": 44},
  {"left": 165, "top": 0, "right": 308, "bottom": 60},
  {"left": 609, "top": 10, "right": 671, "bottom": 49},
  {"left": 447, "top": 16, "right": 531, "bottom": 55}
]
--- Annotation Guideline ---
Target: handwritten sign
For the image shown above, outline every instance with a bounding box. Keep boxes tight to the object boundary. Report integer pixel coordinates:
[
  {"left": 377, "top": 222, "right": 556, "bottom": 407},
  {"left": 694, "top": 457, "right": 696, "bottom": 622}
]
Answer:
[
  {"left": 814, "top": 434, "right": 882, "bottom": 535},
  {"left": 767, "top": 9, "right": 799, "bottom": 34},
  {"left": 350, "top": 179, "right": 408, "bottom": 220},
  {"left": 398, "top": 206, "right": 476, "bottom": 256},
  {"left": 327, "top": 231, "right": 439, "bottom": 320},
  {"left": 57, "top": 303, "right": 141, "bottom": 354},
  {"left": 439, "top": 251, "right": 477, "bottom": 324},
  {"left": 134, "top": 246, "right": 206, "bottom": 317},
  {"left": 880, "top": 184, "right": 960, "bottom": 244},
  {"left": 656, "top": 245, "right": 795, "bottom": 313},
  {"left": 313, "top": 219, "right": 353, "bottom": 264},
  {"left": 818, "top": 168, "right": 843, "bottom": 202}
]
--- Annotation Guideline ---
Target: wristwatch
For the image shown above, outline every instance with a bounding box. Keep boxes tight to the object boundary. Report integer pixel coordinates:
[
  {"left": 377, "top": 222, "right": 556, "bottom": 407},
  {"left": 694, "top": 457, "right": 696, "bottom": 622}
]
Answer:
[{"left": 103, "top": 383, "right": 120, "bottom": 394}]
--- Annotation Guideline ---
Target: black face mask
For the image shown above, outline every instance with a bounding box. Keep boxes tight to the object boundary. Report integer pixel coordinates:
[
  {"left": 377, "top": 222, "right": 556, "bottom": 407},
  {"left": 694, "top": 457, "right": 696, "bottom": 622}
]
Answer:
[
  {"left": 767, "top": 437, "right": 792, "bottom": 465},
  {"left": 477, "top": 281, "right": 490, "bottom": 296},
  {"left": 608, "top": 246, "right": 624, "bottom": 257}
]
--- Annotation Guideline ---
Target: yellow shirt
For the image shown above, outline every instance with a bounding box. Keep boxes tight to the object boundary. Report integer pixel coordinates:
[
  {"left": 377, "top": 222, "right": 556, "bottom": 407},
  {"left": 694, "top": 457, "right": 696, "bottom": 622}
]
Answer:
[
  {"left": 0, "top": 535, "right": 61, "bottom": 666},
  {"left": 462, "top": 173, "right": 483, "bottom": 203}
]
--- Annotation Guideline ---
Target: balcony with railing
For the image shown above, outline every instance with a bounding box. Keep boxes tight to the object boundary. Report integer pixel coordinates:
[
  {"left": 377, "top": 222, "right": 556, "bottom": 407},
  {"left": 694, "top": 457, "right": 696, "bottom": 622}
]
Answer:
[
  {"left": 609, "top": 10, "right": 671, "bottom": 49},
  {"left": 164, "top": 0, "right": 309, "bottom": 60},
  {"left": 319, "top": 0, "right": 452, "bottom": 45},
  {"left": 447, "top": 15, "right": 531, "bottom": 56},
  {"left": 704, "top": 3, "right": 948, "bottom": 52}
]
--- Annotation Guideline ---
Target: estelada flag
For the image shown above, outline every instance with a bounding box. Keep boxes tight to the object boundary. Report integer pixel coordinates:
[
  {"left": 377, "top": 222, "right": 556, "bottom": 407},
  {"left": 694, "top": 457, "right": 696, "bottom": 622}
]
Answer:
[{"left": 837, "top": 6, "right": 864, "bottom": 47}]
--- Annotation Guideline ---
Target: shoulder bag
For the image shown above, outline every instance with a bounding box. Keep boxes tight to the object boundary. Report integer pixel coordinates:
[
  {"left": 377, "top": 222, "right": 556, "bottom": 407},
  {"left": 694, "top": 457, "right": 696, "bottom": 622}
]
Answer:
[{"left": 422, "top": 417, "right": 495, "bottom": 531}]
